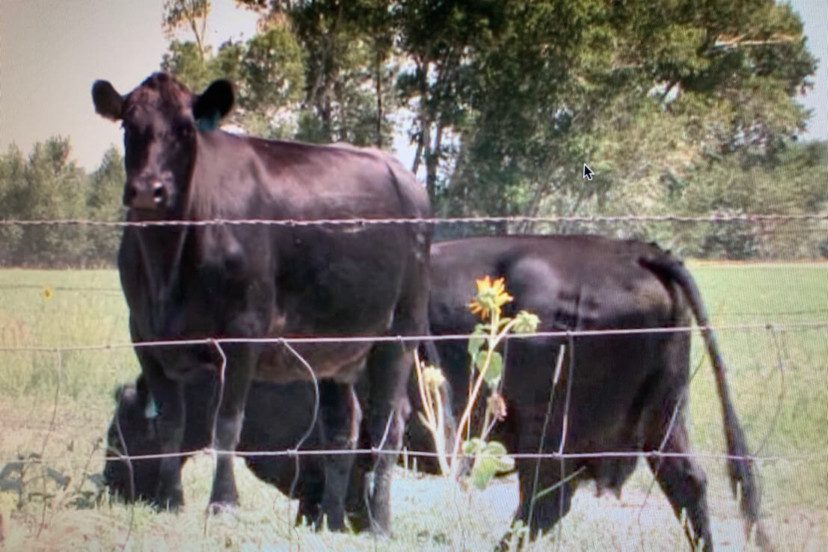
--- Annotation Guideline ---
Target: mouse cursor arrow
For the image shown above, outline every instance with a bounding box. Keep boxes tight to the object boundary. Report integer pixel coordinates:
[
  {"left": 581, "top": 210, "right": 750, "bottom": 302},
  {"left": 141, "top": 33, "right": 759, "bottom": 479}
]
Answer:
[{"left": 583, "top": 164, "right": 594, "bottom": 181}]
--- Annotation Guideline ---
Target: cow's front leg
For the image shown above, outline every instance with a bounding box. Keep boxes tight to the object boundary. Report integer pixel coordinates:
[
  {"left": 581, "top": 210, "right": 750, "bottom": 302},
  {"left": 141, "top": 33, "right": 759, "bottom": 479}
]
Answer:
[
  {"left": 135, "top": 345, "right": 186, "bottom": 511},
  {"left": 318, "top": 381, "right": 361, "bottom": 531},
  {"left": 209, "top": 341, "right": 255, "bottom": 511}
]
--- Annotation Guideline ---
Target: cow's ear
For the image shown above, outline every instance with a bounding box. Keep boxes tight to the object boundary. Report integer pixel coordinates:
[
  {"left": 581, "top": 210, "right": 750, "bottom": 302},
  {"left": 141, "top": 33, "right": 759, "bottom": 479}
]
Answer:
[
  {"left": 193, "top": 79, "right": 234, "bottom": 131},
  {"left": 92, "top": 80, "right": 124, "bottom": 121}
]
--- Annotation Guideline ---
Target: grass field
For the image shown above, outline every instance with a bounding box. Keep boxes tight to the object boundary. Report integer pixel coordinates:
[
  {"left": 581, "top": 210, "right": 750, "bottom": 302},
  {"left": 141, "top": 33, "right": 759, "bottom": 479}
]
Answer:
[{"left": 0, "top": 263, "right": 826, "bottom": 550}]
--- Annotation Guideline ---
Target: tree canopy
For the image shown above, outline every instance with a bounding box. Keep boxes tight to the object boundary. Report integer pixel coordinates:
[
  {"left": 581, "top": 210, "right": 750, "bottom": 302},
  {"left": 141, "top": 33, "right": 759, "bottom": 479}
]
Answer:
[{"left": 0, "top": 0, "right": 824, "bottom": 266}]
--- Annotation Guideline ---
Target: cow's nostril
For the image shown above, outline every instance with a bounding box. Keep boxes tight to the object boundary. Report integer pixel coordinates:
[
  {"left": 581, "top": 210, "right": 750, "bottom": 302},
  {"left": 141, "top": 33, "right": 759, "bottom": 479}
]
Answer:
[{"left": 152, "top": 182, "right": 165, "bottom": 204}]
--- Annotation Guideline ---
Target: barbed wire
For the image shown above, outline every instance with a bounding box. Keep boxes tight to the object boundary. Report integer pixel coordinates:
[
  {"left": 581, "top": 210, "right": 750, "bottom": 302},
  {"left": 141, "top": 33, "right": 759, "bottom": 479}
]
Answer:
[
  {"left": 2, "top": 210, "right": 824, "bottom": 548},
  {"left": 0, "top": 212, "right": 826, "bottom": 229},
  {"left": 10, "top": 445, "right": 827, "bottom": 466},
  {"left": 0, "top": 320, "right": 825, "bottom": 353}
]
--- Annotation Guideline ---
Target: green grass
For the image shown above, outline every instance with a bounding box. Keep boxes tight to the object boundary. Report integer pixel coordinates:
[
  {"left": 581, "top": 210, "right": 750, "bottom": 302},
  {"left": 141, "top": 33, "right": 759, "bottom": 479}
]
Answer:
[{"left": 1, "top": 263, "right": 826, "bottom": 550}]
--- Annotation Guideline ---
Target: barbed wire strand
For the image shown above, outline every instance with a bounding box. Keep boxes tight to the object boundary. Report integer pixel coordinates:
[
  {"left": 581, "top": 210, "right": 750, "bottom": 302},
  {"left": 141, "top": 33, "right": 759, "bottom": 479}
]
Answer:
[
  {"left": 529, "top": 342, "right": 566, "bottom": 541},
  {"left": 281, "top": 339, "right": 320, "bottom": 545},
  {"left": 13, "top": 446, "right": 825, "bottom": 467},
  {"left": 112, "top": 401, "right": 136, "bottom": 551},
  {"left": 35, "top": 349, "right": 62, "bottom": 539},
  {"left": 637, "top": 350, "right": 710, "bottom": 536},
  {"left": 204, "top": 338, "right": 228, "bottom": 536},
  {"left": 753, "top": 326, "right": 788, "bottom": 458},
  {"left": 557, "top": 332, "right": 577, "bottom": 548},
  {"left": 5, "top": 284, "right": 828, "bottom": 321},
  {"left": 1, "top": 212, "right": 826, "bottom": 229},
  {"left": 1, "top": 320, "right": 827, "bottom": 354}
]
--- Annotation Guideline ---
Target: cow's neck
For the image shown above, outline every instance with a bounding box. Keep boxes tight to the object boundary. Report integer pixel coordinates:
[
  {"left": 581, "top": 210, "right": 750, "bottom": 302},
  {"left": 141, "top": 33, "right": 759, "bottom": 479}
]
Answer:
[{"left": 131, "top": 214, "right": 189, "bottom": 327}]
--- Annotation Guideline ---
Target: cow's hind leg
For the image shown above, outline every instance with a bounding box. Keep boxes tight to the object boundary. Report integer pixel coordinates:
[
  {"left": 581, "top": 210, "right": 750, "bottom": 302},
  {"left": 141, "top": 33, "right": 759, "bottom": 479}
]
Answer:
[
  {"left": 317, "top": 381, "right": 361, "bottom": 531},
  {"left": 504, "top": 457, "right": 574, "bottom": 549},
  {"left": 363, "top": 341, "right": 412, "bottom": 535},
  {"left": 646, "top": 421, "right": 714, "bottom": 552},
  {"left": 209, "top": 342, "right": 255, "bottom": 511}
]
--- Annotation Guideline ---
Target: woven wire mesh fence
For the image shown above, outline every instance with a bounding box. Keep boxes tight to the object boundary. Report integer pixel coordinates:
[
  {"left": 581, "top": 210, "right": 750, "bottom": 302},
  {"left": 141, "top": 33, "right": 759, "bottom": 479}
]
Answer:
[{"left": 0, "top": 213, "right": 826, "bottom": 550}]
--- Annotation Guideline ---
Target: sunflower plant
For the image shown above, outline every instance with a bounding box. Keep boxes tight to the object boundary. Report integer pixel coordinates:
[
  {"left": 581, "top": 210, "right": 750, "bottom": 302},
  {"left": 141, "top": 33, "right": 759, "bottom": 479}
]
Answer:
[{"left": 414, "top": 276, "right": 539, "bottom": 489}]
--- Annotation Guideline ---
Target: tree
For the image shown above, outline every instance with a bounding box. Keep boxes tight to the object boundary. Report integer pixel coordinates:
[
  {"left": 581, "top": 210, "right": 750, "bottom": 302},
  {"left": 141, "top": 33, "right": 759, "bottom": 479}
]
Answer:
[
  {"left": 161, "top": 0, "right": 818, "bottom": 247},
  {"left": 239, "top": 0, "right": 401, "bottom": 146},
  {"left": 163, "top": 0, "right": 211, "bottom": 60},
  {"left": 0, "top": 145, "right": 26, "bottom": 263},
  {"left": 161, "top": 12, "right": 305, "bottom": 139},
  {"left": 86, "top": 147, "right": 126, "bottom": 265},
  {"left": 674, "top": 140, "right": 828, "bottom": 259},
  {"left": 0, "top": 138, "right": 89, "bottom": 266},
  {"left": 442, "top": 0, "right": 816, "bottom": 223}
]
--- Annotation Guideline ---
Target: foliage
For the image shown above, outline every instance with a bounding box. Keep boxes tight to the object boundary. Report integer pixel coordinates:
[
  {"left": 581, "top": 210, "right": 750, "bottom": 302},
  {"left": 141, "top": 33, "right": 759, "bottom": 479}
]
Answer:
[
  {"left": 0, "top": 140, "right": 123, "bottom": 268},
  {"left": 672, "top": 141, "right": 828, "bottom": 259},
  {"left": 416, "top": 275, "right": 539, "bottom": 489},
  {"left": 232, "top": 1, "right": 818, "bottom": 232},
  {"left": 160, "top": 21, "right": 306, "bottom": 139},
  {"left": 0, "top": 139, "right": 89, "bottom": 266},
  {"left": 85, "top": 147, "right": 126, "bottom": 265},
  {"left": 162, "top": 0, "right": 210, "bottom": 59},
  {"left": 1, "top": 1, "right": 823, "bottom": 266}
]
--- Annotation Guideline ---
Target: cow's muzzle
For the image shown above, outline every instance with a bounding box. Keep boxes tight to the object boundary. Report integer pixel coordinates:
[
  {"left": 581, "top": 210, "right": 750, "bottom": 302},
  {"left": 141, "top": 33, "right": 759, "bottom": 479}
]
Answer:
[{"left": 124, "top": 179, "right": 168, "bottom": 211}]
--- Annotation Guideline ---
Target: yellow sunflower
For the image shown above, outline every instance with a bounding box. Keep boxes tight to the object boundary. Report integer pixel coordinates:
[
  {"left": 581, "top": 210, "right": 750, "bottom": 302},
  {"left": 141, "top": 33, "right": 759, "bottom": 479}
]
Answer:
[{"left": 468, "top": 276, "right": 513, "bottom": 320}]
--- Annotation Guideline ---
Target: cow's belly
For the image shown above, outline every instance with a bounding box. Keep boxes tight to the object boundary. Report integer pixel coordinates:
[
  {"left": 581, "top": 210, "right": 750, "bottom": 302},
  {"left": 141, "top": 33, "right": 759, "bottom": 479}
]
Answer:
[{"left": 255, "top": 341, "right": 373, "bottom": 384}]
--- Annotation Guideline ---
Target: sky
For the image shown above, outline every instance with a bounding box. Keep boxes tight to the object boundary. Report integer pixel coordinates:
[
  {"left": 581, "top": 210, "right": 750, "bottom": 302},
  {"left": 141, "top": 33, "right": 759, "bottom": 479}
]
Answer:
[{"left": 0, "top": 0, "right": 826, "bottom": 171}]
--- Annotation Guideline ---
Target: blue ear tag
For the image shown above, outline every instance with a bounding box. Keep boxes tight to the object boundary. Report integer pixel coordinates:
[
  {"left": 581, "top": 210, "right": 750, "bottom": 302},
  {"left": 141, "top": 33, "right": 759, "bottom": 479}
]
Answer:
[
  {"left": 144, "top": 397, "right": 159, "bottom": 419},
  {"left": 197, "top": 111, "right": 221, "bottom": 132}
]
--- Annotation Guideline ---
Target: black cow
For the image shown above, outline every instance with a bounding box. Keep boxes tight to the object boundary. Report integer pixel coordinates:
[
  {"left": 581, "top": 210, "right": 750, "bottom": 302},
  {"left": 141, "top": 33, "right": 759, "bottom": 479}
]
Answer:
[
  {"left": 427, "top": 235, "right": 769, "bottom": 550},
  {"left": 103, "top": 371, "right": 453, "bottom": 530},
  {"left": 104, "top": 374, "right": 359, "bottom": 526},
  {"left": 91, "top": 73, "right": 431, "bottom": 533}
]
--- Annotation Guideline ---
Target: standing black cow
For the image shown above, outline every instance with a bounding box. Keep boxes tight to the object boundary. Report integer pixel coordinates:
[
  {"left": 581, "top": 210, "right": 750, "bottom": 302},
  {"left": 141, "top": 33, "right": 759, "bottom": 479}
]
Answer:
[
  {"left": 427, "top": 236, "right": 769, "bottom": 551},
  {"left": 91, "top": 73, "right": 430, "bottom": 533}
]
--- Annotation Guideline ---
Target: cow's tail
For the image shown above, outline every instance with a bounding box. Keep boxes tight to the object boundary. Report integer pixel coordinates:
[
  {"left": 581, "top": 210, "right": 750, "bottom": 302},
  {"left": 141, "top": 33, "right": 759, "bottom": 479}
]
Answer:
[{"left": 642, "top": 253, "right": 771, "bottom": 550}]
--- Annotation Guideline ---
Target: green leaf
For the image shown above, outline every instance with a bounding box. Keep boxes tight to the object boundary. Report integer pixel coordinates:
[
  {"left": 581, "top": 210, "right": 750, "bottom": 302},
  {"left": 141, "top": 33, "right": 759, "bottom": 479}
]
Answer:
[
  {"left": 462, "top": 437, "right": 485, "bottom": 455},
  {"left": 512, "top": 311, "right": 540, "bottom": 334},
  {"left": 476, "top": 350, "right": 503, "bottom": 385},
  {"left": 471, "top": 455, "right": 499, "bottom": 490},
  {"left": 469, "top": 440, "right": 514, "bottom": 490},
  {"left": 467, "top": 332, "right": 486, "bottom": 358},
  {"left": 483, "top": 441, "right": 508, "bottom": 457}
]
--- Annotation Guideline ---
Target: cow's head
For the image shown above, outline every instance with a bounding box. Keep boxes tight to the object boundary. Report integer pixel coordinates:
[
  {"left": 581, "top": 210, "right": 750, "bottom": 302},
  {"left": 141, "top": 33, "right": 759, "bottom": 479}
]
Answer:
[
  {"left": 103, "top": 378, "right": 164, "bottom": 502},
  {"left": 91, "top": 73, "right": 233, "bottom": 217}
]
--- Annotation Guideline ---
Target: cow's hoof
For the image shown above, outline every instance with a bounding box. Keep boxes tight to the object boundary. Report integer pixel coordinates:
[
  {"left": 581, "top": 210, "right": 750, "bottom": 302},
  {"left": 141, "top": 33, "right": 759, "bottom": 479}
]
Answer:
[
  {"left": 151, "top": 492, "right": 184, "bottom": 513},
  {"left": 368, "top": 520, "right": 392, "bottom": 538},
  {"left": 208, "top": 501, "right": 238, "bottom": 516},
  {"left": 347, "top": 510, "right": 371, "bottom": 534}
]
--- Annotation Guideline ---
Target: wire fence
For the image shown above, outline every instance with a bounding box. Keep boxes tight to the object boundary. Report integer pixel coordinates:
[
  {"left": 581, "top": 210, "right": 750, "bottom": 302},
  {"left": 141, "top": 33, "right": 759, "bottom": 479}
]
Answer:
[
  {"left": 0, "top": 320, "right": 826, "bottom": 353},
  {"left": 0, "top": 211, "right": 826, "bottom": 228},
  {"left": 1, "top": 212, "right": 826, "bottom": 549}
]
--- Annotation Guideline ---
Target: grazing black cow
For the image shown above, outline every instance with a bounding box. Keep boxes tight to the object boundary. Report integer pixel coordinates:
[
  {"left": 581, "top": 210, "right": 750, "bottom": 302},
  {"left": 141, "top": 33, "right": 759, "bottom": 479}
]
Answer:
[
  {"left": 92, "top": 72, "right": 430, "bottom": 533},
  {"left": 105, "top": 374, "right": 352, "bottom": 526},
  {"left": 103, "top": 372, "right": 453, "bottom": 529},
  {"left": 427, "top": 235, "right": 769, "bottom": 551}
]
